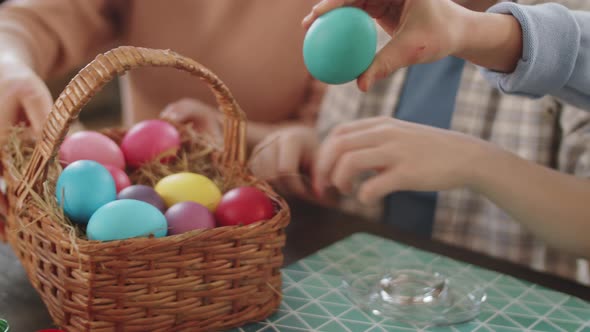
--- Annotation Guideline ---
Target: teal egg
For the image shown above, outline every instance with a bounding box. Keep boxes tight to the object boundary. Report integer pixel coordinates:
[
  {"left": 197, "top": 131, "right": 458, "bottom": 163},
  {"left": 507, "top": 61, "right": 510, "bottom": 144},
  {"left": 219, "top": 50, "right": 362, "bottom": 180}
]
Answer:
[
  {"left": 87, "top": 199, "right": 168, "bottom": 241},
  {"left": 56, "top": 160, "right": 116, "bottom": 224},
  {"left": 303, "top": 7, "right": 377, "bottom": 84}
]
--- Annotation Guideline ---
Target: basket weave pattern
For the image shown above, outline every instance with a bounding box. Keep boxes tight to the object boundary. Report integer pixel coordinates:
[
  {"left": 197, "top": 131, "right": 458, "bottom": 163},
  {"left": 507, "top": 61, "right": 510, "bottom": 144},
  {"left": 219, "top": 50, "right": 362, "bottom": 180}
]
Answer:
[{"left": 0, "top": 47, "right": 289, "bottom": 332}]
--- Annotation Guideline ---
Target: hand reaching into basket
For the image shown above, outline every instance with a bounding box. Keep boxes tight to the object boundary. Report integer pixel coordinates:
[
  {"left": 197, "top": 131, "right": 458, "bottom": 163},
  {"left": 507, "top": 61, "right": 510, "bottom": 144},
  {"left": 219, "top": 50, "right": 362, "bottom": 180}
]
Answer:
[
  {"left": 249, "top": 125, "right": 338, "bottom": 206},
  {"left": 0, "top": 55, "right": 52, "bottom": 143},
  {"left": 160, "top": 98, "right": 223, "bottom": 143},
  {"left": 0, "top": 55, "right": 52, "bottom": 233},
  {"left": 249, "top": 126, "right": 318, "bottom": 198}
]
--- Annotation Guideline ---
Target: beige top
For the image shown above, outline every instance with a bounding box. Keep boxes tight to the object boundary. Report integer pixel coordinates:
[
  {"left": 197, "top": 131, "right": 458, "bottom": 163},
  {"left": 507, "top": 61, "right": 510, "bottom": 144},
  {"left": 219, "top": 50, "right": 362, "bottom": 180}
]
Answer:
[{"left": 0, "top": 0, "right": 320, "bottom": 125}]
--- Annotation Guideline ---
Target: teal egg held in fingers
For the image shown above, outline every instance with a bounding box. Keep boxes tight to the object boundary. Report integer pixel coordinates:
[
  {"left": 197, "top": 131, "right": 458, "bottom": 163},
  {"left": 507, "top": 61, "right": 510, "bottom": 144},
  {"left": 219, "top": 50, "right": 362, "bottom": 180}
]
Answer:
[{"left": 303, "top": 7, "right": 377, "bottom": 84}]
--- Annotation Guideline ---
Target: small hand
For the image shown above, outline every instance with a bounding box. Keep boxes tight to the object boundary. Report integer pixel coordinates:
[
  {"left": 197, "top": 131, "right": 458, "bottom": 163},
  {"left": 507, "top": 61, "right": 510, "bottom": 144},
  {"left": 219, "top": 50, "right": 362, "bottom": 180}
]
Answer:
[
  {"left": 0, "top": 56, "right": 52, "bottom": 144},
  {"left": 160, "top": 98, "right": 223, "bottom": 143},
  {"left": 0, "top": 56, "right": 51, "bottom": 236},
  {"left": 313, "top": 117, "right": 485, "bottom": 204},
  {"left": 249, "top": 125, "right": 322, "bottom": 200}
]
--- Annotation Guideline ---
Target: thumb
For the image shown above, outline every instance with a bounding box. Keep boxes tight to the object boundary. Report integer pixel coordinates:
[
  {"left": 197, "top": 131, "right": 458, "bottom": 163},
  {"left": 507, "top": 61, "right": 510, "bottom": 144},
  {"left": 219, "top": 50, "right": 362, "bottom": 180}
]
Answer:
[
  {"left": 357, "top": 38, "right": 421, "bottom": 91},
  {"left": 20, "top": 76, "right": 53, "bottom": 135}
]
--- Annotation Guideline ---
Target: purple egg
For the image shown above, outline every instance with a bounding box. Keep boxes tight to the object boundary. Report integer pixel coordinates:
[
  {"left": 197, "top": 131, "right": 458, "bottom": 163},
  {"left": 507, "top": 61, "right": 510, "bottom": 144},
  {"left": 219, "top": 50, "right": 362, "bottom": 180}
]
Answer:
[
  {"left": 165, "top": 201, "right": 215, "bottom": 235},
  {"left": 117, "top": 185, "right": 166, "bottom": 212}
]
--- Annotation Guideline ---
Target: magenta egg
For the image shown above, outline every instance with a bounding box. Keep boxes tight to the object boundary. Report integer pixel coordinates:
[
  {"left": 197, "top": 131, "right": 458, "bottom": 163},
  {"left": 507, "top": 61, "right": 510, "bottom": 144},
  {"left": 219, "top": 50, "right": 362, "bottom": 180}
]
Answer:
[
  {"left": 104, "top": 165, "right": 131, "bottom": 193},
  {"left": 120, "top": 120, "right": 181, "bottom": 167},
  {"left": 165, "top": 201, "right": 215, "bottom": 235},
  {"left": 117, "top": 185, "right": 166, "bottom": 212},
  {"left": 58, "top": 131, "right": 125, "bottom": 169}
]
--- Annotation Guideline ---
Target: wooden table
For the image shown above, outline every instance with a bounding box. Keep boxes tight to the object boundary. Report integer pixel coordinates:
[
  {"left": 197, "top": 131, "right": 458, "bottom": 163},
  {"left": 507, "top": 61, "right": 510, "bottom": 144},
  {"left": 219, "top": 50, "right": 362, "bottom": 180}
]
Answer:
[{"left": 1, "top": 200, "right": 588, "bottom": 331}]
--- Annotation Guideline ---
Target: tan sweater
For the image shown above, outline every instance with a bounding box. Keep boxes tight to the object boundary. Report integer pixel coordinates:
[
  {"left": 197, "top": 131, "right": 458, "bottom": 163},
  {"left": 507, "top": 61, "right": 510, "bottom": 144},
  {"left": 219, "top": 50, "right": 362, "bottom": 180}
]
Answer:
[{"left": 0, "top": 0, "right": 320, "bottom": 126}]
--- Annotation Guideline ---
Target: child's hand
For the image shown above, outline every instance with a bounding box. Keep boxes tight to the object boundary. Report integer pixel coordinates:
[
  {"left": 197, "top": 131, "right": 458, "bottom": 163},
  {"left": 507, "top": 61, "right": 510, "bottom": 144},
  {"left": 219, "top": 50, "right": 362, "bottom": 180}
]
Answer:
[
  {"left": 313, "top": 117, "right": 486, "bottom": 204},
  {"left": 0, "top": 56, "right": 52, "bottom": 142},
  {"left": 160, "top": 98, "right": 223, "bottom": 143},
  {"left": 249, "top": 125, "right": 320, "bottom": 199},
  {"left": 302, "top": 0, "right": 470, "bottom": 91}
]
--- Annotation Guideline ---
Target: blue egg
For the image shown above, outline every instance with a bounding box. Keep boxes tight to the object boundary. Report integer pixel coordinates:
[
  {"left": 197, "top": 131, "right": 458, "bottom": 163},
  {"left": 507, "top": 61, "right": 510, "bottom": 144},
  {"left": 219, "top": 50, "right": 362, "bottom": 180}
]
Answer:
[
  {"left": 303, "top": 7, "right": 377, "bottom": 84},
  {"left": 87, "top": 199, "right": 168, "bottom": 241},
  {"left": 56, "top": 160, "right": 116, "bottom": 224}
]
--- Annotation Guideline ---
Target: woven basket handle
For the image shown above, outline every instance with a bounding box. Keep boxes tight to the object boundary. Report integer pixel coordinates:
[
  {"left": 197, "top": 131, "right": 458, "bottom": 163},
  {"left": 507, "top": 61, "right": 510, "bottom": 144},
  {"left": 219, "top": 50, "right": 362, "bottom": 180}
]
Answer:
[{"left": 15, "top": 46, "right": 247, "bottom": 202}]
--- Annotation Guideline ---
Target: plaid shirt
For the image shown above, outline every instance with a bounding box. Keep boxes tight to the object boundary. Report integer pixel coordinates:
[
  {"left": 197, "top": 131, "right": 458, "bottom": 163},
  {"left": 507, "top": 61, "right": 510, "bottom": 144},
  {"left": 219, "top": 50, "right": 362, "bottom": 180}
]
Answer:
[{"left": 316, "top": 0, "right": 590, "bottom": 285}]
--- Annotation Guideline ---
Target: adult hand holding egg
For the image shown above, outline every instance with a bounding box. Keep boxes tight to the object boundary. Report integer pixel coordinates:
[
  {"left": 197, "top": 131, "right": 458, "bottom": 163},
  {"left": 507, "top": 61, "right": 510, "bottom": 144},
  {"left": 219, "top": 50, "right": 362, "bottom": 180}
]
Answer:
[{"left": 302, "top": 0, "right": 470, "bottom": 91}]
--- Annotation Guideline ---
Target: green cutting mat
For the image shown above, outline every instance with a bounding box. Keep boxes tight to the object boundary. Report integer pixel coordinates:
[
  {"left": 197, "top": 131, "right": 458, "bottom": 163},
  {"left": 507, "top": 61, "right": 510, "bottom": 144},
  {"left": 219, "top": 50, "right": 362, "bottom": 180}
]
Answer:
[{"left": 230, "top": 233, "right": 590, "bottom": 332}]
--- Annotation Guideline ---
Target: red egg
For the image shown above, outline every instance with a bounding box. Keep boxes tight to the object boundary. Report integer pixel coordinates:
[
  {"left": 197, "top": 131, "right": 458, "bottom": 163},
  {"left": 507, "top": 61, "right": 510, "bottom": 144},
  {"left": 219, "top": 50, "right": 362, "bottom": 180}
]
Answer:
[
  {"left": 58, "top": 131, "right": 125, "bottom": 169},
  {"left": 120, "top": 120, "right": 181, "bottom": 167},
  {"left": 215, "top": 186, "right": 275, "bottom": 227},
  {"left": 104, "top": 165, "right": 131, "bottom": 193}
]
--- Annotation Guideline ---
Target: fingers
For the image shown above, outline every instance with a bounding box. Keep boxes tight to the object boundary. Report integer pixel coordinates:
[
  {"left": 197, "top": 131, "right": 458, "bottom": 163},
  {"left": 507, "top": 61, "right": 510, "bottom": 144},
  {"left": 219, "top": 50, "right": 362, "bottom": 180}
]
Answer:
[
  {"left": 303, "top": 0, "right": 355, "bottom": 29},
  {"left": 250, "top": 128, "right": 318, "bottom": 199},
  {"left": 249, "top": 136, "right": 279, "bottom": 179},
  {"left": 330, "top": 147, "right": 389, "bottom": 194},
  {"left": 161, "top": 99, "right": 198, "bottom": 122},
  {"left": 0, "top": 89, "right": 21, "bottom": 142},
  {"left": 20, "top": 76, "right": 53, "bottom": 135},
  {"left": 357, "top": 38, "right": 417, "bottom": 91},
  {"left": 327, "top": 116, "right": 390, "bottom": 137},
  {"left": 160, "top": 99, "right": 222, "bottom": 140},
  {"left": 314, "top": 118, "right": 391, "bottom": 193},
  {"left": 278, "top": 138, "right": 308, "bottom": 197},
  {"left": 303, "top": 0, "right": 405, "bottom": 29},
  {"left": 161, "top": 99, "right": 216, "bottom": 122},
  {"left": 0, "top": 75, "right": 52, "bottom": 141},
  {"left": 357, "top": 167, "right": 402, "bottom": 204},
  {"left": 363, "top": 0, "right": 404, "bottom": 19}
]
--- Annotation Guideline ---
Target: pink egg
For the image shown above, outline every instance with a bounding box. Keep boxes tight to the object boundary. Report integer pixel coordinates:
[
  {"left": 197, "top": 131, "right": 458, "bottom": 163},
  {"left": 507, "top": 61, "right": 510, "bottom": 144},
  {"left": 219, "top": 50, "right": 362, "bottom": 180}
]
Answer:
[
  {"left": 120, "top": 120, "right": 181, "bottom": 168},
  {"left": 58, "top": 131, "right": 125, "bottom": 169},
  {"left": 165, "top": 201, "right": 215, "bottom": 235},
  {"left": 104, "top": 165, "right": 131, "bottom": 193}
]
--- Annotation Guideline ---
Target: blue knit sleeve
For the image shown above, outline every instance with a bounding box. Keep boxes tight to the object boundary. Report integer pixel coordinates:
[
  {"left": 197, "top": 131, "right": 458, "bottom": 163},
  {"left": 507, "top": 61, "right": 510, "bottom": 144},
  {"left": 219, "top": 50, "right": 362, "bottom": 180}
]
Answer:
[{"left": 480, "top": 2, "right": 590, "bottom": 110}]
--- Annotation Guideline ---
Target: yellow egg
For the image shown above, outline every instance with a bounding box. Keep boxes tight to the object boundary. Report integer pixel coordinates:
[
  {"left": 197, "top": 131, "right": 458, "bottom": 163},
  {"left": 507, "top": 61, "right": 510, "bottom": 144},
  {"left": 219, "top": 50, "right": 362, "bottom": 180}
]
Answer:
[{"left": 155, "top": 172, "right": 221, "bottom": 211}]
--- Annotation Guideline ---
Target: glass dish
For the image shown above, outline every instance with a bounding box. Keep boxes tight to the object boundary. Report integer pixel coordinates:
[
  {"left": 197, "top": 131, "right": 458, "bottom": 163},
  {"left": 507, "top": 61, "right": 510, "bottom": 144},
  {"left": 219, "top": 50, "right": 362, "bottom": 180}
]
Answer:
[{"left": 339, "top": 249, "right": 487, "bottom": 326}]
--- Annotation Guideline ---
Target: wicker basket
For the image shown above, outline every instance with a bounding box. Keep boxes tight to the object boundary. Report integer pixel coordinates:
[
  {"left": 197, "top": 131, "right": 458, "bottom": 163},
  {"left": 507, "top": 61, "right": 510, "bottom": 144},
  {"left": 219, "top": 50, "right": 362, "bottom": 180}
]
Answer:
[{"left": 0, "top": 46, "right": 290, "bottom": 332}]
